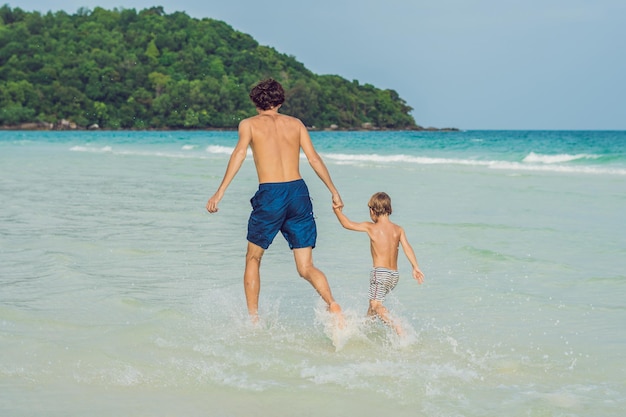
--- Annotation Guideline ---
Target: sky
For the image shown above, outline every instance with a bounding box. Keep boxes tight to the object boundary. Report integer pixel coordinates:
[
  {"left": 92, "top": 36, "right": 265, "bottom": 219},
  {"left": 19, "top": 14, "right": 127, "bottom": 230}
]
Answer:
[{"left": 8, "top": 0, "right": 626, "bottom": 130}]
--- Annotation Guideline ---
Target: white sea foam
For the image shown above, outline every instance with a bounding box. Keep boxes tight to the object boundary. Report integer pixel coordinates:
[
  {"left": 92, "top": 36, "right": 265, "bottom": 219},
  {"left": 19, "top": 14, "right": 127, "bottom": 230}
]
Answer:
[
  {"left": 68, "top": 145, "right": 625, "bottom": 175},
  {"left": 206, "top": 145, "right": 253, "bottom": 156},
  {"left": 206, "top": 145, "right": 233, "bottom": 154},
  {"left": 523, "top": 152, "right": 599, "bottom": 164},
  {"left": 69, "top": 145, "right": 113, "bottom": 153},
  {"left": 70, "top": 145, "right": 204, "bottom": 159},
  {"left": 490, "top": 161, "right": 626, "bottom": 175},
  {"left": 321, "top": 152, "right": 626, "bottom": 175}
]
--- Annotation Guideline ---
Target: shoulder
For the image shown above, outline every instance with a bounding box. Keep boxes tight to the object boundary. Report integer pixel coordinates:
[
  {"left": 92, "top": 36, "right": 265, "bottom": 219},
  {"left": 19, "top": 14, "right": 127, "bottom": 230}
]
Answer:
[
  {"left": 238, "top": 117, "right": 252, "bottom": 133},
  {"left": 367, "top": 220, "right": 382, "bottom": 232},
  {"left": 359, "top": 220, "right": 377, "bottom": 233},
  {"left": 238, "top": 117, "right": 254, "bottom": 128},
  {"left": 241, "top": 113, "right": 266, "bottom": 124},
  {"left": 239, "top": 115, "right": 268, "bottom": 133},
  {"left": 278, "top": 113, "right": 304, "bottom": 127}
]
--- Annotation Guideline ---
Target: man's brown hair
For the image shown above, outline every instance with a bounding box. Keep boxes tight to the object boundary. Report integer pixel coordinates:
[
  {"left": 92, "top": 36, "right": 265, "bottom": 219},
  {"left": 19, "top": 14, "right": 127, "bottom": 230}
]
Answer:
[{"left": 249, "top": 78, "right": 285, "bottom": 110}]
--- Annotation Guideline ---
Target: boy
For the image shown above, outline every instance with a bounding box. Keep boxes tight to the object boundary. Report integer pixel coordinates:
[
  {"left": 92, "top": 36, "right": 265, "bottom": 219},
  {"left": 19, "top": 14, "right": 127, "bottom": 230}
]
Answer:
[{"left": 333, "top": 192, "right": 424, "bottom": 335}]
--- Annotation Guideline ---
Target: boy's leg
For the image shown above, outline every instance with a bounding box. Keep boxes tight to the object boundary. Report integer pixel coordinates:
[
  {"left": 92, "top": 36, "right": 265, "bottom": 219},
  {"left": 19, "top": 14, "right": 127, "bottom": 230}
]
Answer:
[
  {"left": 244, "top": 241, "right": 265, "bottom": 322},
  {"left": 369, "top": 300, "right": 404, "bottom": 335},
  {"left": 293, "top": 247, "right": 342, "bottom": 315},
  {"left": 369, "top": 300, "right": 391, "bottom": 324}
]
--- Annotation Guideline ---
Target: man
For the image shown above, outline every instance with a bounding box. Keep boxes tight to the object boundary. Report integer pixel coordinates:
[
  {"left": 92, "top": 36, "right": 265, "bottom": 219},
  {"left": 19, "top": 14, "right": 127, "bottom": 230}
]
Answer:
[{"left": 206, "top": 78, "right": 343, "bottom": 323}]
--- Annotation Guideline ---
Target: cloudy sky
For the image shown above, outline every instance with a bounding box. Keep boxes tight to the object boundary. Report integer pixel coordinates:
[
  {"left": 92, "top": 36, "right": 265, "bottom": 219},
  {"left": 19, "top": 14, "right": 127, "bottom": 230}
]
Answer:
[{"left": 8, "top": 0, "right": 626, "bottom": 130}]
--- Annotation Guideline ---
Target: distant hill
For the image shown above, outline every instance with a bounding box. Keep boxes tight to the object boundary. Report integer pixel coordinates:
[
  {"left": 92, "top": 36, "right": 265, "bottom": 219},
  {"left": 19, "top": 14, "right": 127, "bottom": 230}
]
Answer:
[{"left": 0, "top": 5, "right": 425, "bottom": 130}]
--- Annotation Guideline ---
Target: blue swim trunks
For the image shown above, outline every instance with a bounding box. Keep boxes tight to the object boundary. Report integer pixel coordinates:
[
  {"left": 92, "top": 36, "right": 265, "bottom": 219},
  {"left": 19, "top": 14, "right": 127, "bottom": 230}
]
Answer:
[{"left": 247, "top": 179, "right": 317, "bottom": 250}]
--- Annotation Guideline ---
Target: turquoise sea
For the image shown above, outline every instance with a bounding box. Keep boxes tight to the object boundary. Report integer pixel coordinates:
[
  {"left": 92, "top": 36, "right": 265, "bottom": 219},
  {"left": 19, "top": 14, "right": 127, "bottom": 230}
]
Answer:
[{"left": 1, "top": 129, "right": 625, "bottom": 416}]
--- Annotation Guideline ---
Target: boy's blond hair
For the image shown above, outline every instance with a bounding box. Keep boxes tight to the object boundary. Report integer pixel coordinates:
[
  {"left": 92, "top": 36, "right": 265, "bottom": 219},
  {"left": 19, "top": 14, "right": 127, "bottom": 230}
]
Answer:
[{"left": 368, "top": 192, "right": 392, "bottom": 217}]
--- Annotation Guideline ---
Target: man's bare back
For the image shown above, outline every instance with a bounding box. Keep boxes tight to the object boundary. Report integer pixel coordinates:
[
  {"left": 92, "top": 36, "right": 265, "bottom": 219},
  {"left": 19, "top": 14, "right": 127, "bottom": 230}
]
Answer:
[{"left": 240, "top": 110, "right": 306, "bottom": 184}]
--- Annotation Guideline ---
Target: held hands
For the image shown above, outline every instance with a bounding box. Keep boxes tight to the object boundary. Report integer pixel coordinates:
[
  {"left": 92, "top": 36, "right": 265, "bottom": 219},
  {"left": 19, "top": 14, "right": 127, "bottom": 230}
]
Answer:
[
  {"left": 332, "top": 193, "right": 344, "bottom": 210},
  {"left": 412, "top": 267, "right": 425, "bottom": 284}
]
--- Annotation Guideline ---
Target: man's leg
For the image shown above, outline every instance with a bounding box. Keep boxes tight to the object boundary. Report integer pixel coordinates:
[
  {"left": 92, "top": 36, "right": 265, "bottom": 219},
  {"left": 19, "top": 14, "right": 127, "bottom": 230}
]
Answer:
[
  {"left": 293, "top": 247, "right": 342, "bottom": 315},
  {"left": 244, "top": 241, "right": 265, "bottom": 321}
]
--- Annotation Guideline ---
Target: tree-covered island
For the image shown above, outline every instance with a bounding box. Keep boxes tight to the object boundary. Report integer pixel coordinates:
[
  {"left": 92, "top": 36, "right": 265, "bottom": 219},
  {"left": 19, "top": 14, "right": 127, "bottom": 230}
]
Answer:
[{"left": 0, "top": 5, "right": 454, "bottom": 131}]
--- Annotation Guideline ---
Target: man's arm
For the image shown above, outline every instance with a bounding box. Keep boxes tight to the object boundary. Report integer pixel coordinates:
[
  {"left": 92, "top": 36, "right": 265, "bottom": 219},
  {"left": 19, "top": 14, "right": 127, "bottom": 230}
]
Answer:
[
  {"left": 298, "top": 122, "right": 343, "bottom": 209},
  {"left": 206, "top": 119, "right": 252, "bottom": 213},
  {"left": 399, "top": 227, "right": 424, "bottom": 284}
]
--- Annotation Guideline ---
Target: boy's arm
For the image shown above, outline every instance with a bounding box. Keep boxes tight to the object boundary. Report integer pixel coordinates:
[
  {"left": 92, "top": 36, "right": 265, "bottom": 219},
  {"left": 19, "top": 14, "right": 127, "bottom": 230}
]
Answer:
[
  {"left": 299, "top": 122, "right": 343, "bottom": 209},
  {"left": 206, "top": 119, "right": 252, "bottom": 213},
  {"left": 399, "top": 227, "right": 424, "bottom": 284},
  {"left": 332, "top": 206, "right": 371, "bottom": 232}
]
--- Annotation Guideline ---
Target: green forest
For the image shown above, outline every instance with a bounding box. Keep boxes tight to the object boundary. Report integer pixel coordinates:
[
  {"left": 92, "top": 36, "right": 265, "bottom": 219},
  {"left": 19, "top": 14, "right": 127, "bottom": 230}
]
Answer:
[{"left": 0, "top": 5, "right": 421, "bottom": 130}]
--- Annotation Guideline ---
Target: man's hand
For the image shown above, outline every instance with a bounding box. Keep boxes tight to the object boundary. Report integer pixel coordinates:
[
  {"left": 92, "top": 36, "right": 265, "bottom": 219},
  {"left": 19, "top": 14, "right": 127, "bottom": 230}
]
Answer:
[{"left": 206, "top": 193, "right": 221, "bottom": 213}]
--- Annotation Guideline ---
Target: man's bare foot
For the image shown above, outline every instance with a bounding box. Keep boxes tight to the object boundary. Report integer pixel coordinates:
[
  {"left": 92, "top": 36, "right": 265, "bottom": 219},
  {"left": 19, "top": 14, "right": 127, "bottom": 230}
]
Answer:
[
  {"left": 328, "top": 302, "right": 345, "bottom": 329},
  {"left": 328, "top": 301, "right": 341, "bottom": 312},
  {"left": 249, "top": 312, "right": 259, "bottom": 325}
]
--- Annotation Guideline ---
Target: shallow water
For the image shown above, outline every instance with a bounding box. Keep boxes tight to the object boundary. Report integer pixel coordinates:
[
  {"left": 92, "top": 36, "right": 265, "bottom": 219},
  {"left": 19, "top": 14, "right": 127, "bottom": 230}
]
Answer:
[{"left": 1, "top": 130, "right": 625, "bottom": 416}]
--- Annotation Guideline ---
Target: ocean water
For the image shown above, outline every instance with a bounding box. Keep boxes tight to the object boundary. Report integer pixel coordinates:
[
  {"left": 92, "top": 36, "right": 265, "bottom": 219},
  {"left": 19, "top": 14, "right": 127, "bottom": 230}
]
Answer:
[{"left": 1, "top": 129, "right": 625, "bottom": 416}]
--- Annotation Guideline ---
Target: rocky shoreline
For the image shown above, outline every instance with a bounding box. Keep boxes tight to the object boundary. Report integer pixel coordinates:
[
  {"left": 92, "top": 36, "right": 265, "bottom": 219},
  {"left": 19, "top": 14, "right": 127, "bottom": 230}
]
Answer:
[{"left": 1, "top": 120, "right": 459, "bottom": 132}]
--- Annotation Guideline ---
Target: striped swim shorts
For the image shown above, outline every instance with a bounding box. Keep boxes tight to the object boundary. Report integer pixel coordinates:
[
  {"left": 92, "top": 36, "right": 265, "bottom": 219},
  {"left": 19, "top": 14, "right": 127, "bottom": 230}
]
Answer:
[{"left": 368, "top": 267, "right": 400, "bottom": 301}]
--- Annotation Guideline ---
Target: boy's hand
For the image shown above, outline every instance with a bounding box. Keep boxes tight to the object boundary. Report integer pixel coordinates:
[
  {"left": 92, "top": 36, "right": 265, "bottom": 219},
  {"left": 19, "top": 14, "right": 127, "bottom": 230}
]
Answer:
[{"left": 412, "top": 267, "right": 424, "bottom": 284}]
